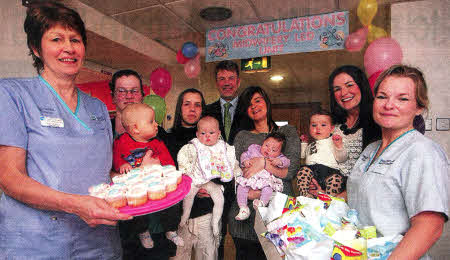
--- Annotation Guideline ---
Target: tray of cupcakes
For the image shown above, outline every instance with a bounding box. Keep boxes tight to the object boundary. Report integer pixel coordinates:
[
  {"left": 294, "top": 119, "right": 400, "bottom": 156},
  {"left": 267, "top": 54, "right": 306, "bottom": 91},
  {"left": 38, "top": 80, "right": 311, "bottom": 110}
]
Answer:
[{"left": 89, "top": 165, "right": 192, "bottom": 216}]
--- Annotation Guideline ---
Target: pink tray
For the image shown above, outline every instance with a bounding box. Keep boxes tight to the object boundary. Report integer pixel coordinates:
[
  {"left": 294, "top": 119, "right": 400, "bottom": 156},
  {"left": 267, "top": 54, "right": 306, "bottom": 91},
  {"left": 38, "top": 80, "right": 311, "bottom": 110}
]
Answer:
[{"left": 119, "top": 175, "right": 192, "bottom": 216}]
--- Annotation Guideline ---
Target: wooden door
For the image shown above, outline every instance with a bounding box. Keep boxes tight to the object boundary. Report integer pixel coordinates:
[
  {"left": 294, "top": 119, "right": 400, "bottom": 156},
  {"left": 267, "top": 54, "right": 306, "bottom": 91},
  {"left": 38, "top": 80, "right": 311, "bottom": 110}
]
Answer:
[{"left": 272, "top": 102, "right": 321, "bottom": 138}]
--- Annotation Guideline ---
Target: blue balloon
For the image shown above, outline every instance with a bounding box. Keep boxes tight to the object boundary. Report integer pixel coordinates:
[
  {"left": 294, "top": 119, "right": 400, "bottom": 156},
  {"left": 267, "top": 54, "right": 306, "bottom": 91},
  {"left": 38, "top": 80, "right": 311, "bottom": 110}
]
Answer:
[{"left": 182, "top": 42, "right": 198, "bottom": 58}]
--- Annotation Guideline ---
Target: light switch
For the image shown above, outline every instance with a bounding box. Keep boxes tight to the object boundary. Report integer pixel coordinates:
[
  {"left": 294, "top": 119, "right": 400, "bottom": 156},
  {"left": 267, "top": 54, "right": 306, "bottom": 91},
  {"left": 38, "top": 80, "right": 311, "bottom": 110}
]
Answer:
[
  {"left": 425, "top": 119, "right": 432, "bottom": 131},
  {"left": 436, "top": 118, "right": 450, "bottom": 131}
]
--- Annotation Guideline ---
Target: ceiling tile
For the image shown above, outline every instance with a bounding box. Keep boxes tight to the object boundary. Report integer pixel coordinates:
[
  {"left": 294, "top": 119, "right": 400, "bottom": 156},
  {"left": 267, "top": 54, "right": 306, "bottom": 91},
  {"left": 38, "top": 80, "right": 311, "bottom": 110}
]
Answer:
[
  {"left": 78, "top": 0, "right": 159, "bottom": 16},
  {"left": 161, "top": 32, "right": 205, "bottom": 50},
  {"left": 166, "top": 0, "right": 259, "bottom": 32},
  {"left": 338, "top": 0, "right": 414, "bottom": 10},
  {"left": 85, "top": 31, "right": 160, "bottom": 74},
  {"left": 251, "top": 0, "right": 338, "bottom": 22},
  {"left": 112, "top": 5, "right": 194, "bottom": 41}
]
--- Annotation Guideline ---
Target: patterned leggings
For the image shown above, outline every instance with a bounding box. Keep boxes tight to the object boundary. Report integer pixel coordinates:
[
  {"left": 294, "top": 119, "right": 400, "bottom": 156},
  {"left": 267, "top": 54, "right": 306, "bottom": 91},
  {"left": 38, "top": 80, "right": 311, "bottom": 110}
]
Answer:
[{"left": 296, "top": 166, "right": 345, "bottom": 198}]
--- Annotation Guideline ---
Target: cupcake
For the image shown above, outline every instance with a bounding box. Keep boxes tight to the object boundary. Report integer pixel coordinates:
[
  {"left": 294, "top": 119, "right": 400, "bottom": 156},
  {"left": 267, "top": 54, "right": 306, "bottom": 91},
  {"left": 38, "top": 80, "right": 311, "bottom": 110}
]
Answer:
[
  {"left": 126, "top": 183, "right": 148, "bottom": 207},
  {"left": 163, "top": 176, "right": 178, "bottom": 193},
  {"left": 110, "top": 183, "right": 128, "bottom": 192},
  {"left": 90, "top": 189, "right": 109, "bottom": 200},
  {"left": 142, "top": 170, "right": 163, "bottom": 179},
  {"left": 88, "top": 183, "right": 110, "bottom": 194},
  {"left": 162, "top": 165, "right": 176, "bottom": 172},
  {"left": 112, "top": 174, "right": 128, "bottom": 184},
  {"left": 106, "top": 188, "right": 127, "bottom": 208},
  {"left": 162, "top": 165, "right": 176, "bottom": 175},
  {"left": 164, "top": 170, "right": 182, "bottom": 184},
  {"left": 128, "top": 168, "right": 142, "bottom": 175},
  {"left": 126, "top": 172, "right": 143, "bottom": 186},
  {"left": 144, "top": 164, "right": 163, "bottom": 176},
  {"left": 147, "top": 182, "right": 167, "bottom": 200},
  {"left": 142, "top": 174, "right": 162, "bottom": 184}
]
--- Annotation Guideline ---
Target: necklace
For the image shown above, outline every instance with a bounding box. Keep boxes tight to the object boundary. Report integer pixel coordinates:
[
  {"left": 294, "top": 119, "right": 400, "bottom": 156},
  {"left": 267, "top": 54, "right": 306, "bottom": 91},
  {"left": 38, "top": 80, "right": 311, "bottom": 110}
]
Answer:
[
  {"left": 364, "top": 129, "right": 416, "bottom": 172},
  {"left": 340, "top": 123, "right": 359, "bottom": 135}
]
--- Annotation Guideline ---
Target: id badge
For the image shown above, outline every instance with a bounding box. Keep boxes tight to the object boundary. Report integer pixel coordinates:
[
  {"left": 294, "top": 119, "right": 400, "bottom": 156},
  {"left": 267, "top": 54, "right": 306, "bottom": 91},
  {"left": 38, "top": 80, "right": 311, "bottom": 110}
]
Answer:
[{"left": 40, "top": 116, "right": 64, "bottom": 128}]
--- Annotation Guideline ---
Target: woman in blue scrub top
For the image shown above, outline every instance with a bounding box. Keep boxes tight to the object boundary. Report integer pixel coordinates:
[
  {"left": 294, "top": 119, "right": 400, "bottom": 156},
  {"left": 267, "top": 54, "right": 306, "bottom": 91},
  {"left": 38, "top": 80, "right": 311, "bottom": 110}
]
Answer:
[
  {"left": 0, "top": 2, "right": 131, "bottom": 259},
  {"left": 347, "top": 65, "right": 448, "bottom": 260}
]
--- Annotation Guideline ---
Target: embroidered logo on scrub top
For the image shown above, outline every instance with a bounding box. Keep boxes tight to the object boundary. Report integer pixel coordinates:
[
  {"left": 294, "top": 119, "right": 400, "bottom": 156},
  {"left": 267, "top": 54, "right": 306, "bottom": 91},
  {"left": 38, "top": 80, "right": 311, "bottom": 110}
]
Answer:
[
  {"left": 379, "top": 159, "right": 394, "bottom": 165},
  {"left": 40, "top": 107, "right": 56, "bottom": 114},
  {"left": 40, "top": 116, "right": 64, "bottom": 128},
  {"left": 90, "top": 114, "right": 105, "bottom": 121}
]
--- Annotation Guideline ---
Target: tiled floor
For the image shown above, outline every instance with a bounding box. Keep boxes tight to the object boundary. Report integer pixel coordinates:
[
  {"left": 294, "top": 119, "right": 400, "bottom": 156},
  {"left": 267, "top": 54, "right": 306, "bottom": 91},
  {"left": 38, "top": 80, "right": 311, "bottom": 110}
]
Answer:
[{"left": 223, "top": 232, "right": 236, "bottom": 260}]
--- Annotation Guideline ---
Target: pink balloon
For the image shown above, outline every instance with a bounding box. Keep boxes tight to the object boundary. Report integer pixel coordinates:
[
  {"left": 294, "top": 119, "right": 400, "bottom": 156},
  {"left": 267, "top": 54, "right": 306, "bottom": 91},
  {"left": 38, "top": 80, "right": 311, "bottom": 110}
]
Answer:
[
  {"left": 150, "top": 68, "right": 172, "bottom": 98},
  {"left": 368, "top": 70, "right": 383, "bottom": 95},
  {"left": 184, "top": 54, "right": 201, "bottom": 79},
  {"left": 176, "top": 49, "right": 189, "bottom": 64},
  {"left": 364, "top": 37, "right": 403, "bottom": 77},
  {"left": 345, "top": 27, "right": 368, "bottom": 52}
]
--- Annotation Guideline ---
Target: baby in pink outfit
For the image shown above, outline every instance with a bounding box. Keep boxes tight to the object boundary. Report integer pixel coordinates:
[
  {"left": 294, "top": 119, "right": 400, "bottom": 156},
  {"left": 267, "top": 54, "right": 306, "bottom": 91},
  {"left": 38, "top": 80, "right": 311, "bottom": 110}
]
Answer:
[{"left": 235, "top": 132, "right": 290, "bottom": 220}]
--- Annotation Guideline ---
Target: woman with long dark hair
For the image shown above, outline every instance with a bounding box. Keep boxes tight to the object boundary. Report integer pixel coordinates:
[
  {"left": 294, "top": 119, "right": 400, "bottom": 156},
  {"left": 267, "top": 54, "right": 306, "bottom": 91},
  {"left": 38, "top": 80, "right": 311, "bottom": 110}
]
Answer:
[
  {"left": 327, "top": 65, "right": 381, "bottom": 176},
  {"left": 228, "top": 86, "right": 300, "bottom": 260},
  {"left": 297, "top": 65, "right": 381, "bottom": 198}
]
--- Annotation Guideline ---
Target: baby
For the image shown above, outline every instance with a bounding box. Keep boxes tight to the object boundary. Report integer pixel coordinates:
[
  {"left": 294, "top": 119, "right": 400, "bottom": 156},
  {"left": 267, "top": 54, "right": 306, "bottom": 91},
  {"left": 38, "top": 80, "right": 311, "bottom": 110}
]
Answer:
[
  {"left": 177, "top": 116, "right": 241, "bottom": 242},
  {"left": 235, "top": 132, "right": 290, "bottom": 221},
  {"left": 112, "top": 103, "right": 183, "bottom": 248},
  {"left": 296, "top": 110, "right": 347, "bottom": 198}
]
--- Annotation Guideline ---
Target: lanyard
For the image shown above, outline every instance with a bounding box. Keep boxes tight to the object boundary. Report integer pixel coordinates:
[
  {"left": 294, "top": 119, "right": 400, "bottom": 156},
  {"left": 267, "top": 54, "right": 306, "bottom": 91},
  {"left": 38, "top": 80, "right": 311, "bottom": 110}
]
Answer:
[{"left": 364, "top": 129, "right": 416, "bottom": 172}]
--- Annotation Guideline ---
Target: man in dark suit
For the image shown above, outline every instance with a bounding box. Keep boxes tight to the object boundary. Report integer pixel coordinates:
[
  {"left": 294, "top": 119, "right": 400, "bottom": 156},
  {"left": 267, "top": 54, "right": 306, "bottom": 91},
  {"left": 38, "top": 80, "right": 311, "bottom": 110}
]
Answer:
[
  {"left": 205, "top": 60, "right": 242, "bottom": 260},
  {"left": 206, "top": 60, "right": 242, "bottom": 145}
]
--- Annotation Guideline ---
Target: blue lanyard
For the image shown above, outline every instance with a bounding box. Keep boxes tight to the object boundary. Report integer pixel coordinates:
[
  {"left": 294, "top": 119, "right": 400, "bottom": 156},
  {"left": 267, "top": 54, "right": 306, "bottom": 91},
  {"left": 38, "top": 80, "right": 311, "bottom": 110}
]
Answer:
[
  {"left": 364, "top": 129, "right": 416, "bottom": 172},
  {"left": 39, "top": 76, "right": 91, "bottom": 131}
]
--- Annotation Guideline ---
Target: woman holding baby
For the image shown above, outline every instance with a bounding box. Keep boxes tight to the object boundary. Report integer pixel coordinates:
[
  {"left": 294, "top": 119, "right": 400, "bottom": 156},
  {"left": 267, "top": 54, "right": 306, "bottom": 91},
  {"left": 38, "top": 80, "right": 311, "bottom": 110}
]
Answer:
[
  {"left": 297, "top": 65, "right": 381, "bottom": 198},
  {"left": 228, "top": 86, "right": 301, "bottom": 260}
]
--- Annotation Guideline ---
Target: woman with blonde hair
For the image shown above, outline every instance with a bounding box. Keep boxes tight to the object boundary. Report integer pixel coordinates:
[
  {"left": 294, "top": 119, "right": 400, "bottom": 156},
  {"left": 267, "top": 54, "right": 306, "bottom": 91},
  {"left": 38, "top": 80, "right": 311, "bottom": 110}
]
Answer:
[{"left": 347, "top": 65, "right": 448, "bottom": 259}]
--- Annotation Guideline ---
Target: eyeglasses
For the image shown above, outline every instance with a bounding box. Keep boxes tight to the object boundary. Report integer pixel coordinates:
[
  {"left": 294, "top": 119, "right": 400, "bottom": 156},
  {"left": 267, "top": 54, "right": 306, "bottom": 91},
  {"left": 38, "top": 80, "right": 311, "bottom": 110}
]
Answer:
[{"left": 116, "top": 88, "right": 141, "bottom": 96}]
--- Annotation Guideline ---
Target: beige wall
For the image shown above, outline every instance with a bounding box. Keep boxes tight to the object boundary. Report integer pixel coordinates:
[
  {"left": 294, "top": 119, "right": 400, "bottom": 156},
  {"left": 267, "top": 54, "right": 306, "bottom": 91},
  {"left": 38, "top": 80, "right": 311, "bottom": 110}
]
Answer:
[
  {"left": 392, "top": 1, "right": 450, "bottom": 258},
  {"left": 392, "top": 0, "right": 450, "bottom": 154},
  {"left": 0, "top": 0, "right": 34, "bottom": 197},
  {"left": 0, "top": 2, "right": 36, "bottom": 78}
]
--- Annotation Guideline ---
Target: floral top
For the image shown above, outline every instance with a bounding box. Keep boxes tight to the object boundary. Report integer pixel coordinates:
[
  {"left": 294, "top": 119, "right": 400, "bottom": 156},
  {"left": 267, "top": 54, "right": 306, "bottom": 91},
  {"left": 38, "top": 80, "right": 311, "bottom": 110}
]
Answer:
[{"left": 177, "top": 138, "right": 241, "bottom": 186}]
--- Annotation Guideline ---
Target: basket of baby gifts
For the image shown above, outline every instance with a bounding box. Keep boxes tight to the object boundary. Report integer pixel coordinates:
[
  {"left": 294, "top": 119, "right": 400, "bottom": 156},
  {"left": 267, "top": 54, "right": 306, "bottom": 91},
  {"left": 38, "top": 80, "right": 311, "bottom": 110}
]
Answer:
[{"left": 254, "top": 192, "right": 403, "bottom": 260}]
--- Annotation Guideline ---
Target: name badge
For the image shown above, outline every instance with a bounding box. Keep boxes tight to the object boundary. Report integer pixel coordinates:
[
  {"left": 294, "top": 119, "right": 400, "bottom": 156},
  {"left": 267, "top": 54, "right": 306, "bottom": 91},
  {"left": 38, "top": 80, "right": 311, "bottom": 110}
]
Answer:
[{"left": 40, "top": 116, "right": 64, "bottom": 128}]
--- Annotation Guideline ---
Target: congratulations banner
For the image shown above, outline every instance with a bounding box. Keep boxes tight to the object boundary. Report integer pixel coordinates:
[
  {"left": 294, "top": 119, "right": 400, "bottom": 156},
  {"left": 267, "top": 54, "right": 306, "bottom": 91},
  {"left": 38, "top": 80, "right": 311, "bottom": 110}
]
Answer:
[{"left": 205, "top": 11, "right": 349, "bottom": 62}]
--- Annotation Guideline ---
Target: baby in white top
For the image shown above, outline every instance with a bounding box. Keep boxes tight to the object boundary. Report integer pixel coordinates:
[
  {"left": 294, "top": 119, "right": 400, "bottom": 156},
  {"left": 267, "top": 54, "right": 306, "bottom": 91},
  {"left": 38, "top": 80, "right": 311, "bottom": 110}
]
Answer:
[
  {"left": 297, "top": 110, "right": 347, "bottom": 198},
  {"left": 177, "top": 116, "right": 241, "bottom": 242}
]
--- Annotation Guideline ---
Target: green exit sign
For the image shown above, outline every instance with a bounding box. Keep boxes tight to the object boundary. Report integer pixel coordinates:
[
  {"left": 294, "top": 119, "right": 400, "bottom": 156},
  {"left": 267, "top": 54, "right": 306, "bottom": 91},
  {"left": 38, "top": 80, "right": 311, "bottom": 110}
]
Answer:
[{"left": 241, "top": 56, "right": 271, "bottom": 73}]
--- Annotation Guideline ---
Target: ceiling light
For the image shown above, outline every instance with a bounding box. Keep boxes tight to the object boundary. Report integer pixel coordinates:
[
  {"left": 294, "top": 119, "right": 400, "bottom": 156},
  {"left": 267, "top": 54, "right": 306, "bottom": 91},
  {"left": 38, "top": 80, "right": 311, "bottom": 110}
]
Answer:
[
  {"left": 270, "top": 75, "right": 284, "bottom": 81},
  {"left": 200, "top": 7, "right": 232, "bottom": 21}
]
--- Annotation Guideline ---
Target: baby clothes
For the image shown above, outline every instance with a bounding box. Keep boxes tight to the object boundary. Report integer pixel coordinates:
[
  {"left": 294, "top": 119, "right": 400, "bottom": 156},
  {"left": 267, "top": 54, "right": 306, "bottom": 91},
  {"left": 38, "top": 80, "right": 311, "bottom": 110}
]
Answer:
[
  {"left": 305, "top": 137, "right": 346, "bottom": 169},
  {"left": 235, "top": 144, "right": 289, "bottom": 192},
  {"left": 178, "top": 138, "right": 238, "bottom": 185},
  {"left": 297, "top": 136, "right": 347, "bottom": 197},
  {"left": 178, "top": 138, "right": 241, "bottom": 241},
  {"left": 113, "top": 133, "right": 174, "bottom": 171}
]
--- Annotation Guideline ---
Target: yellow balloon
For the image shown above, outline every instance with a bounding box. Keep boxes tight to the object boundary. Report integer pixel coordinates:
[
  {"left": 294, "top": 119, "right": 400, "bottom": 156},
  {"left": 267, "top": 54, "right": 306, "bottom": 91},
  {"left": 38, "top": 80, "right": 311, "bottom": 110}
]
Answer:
[
  {"left": 368, "top": 24, "right": 387, "bottom": 43},
  {"left": 357, "top": 0, "right": 378, "bottom": 26}
]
